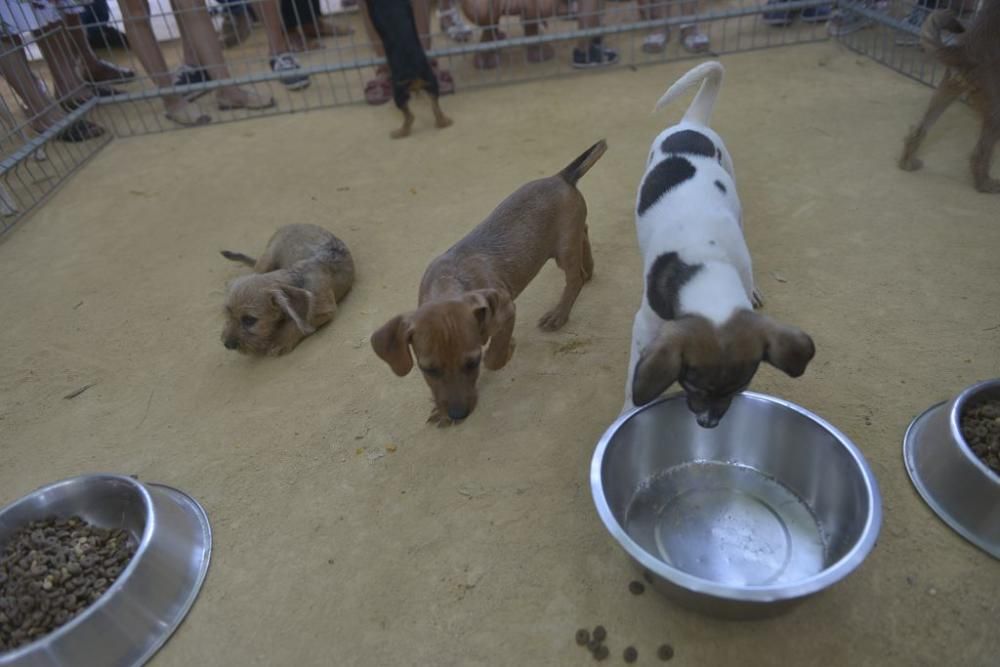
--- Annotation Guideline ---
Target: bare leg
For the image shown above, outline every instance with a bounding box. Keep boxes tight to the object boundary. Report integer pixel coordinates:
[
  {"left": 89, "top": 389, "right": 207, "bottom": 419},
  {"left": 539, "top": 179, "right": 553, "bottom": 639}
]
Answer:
[
  {"left": 60, "top": 13, "right": 134, "bottom": 82},
  {"left": 575, "top": 0, "right": 599, "bottom": 52},
  {"left": 33, "top": 22, "right": 88, "bottom": 101},
  {"left": 254, "top": 0, "right": 294, "bottom": 55},
  {"left": 118, "top": 0, "right": 210, "bottom": 124},
  {"left": 900, "top": 72, "right": 964, "bottom": 171},
  {"left": 169, "top": 0, "right": 274, "bottom": 109},
  {"left": 971, "top": 116, "right": 1000, "bottom": 193},
  {"left": 391, "top": 104, "right": 415, "bottom": 139},
  {"left": 431, "top": 96, "right": 452, "bottom": 129},
  {"left": 0, "top": 37, "right": 65, "bottom": 129}
]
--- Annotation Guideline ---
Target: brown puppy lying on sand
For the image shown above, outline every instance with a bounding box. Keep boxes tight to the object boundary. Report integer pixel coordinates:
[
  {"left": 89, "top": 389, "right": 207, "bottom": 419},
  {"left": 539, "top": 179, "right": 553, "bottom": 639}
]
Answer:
[
  {"left": 221, "top": 224, "right": 355, "bottom": 356},
  {"left": 371, "top": 140, "right": 607, "bottom": 426}
]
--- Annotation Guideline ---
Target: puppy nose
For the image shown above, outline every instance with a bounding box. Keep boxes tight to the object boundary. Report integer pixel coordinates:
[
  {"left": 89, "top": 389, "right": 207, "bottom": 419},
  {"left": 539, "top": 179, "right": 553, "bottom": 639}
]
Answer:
[
  {"left": 224, "top": 338, "right": 239, "bottom": 350},
  {"left": 447, "top": 405, "right": 470, "bottom": 421},
  {"left": 696, "top": 412, "right": 720, "bottom": 429}
]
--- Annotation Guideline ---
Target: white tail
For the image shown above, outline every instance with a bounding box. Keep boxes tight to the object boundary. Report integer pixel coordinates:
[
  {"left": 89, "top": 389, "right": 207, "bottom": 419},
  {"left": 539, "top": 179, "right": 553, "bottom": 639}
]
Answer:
[{"left": 653, "top": 61, "right": 724, "bottom": 126}]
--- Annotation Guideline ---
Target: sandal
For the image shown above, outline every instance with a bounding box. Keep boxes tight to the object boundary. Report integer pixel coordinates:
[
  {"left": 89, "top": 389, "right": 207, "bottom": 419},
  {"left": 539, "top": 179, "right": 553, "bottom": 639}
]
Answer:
[
  {"left": 525, "top": 43, "right": 554, "bottom": 63},
  {"left": 642, "top": 29, "right": 669, "bottom": 54},
  {"left": 679, "top": 24, "right": 710, "bottom": 53},
  {"left": 85, "top": 59, "right": 135, "bottom": 83},
  {"left": 430, "top": 60, "right": 455, "bottom": 96},
  {"left": 164, "top": 100, "right": 211, "bottom": 126},
  {"left": 364, "top": 66, "right": 392, "bottom": 105},
  {"left": 56, "top": 119, "right": 105, "bottom": 142},
  {"left": 217, "top": 89, "right": 275, "bottom": 111},
  {"left": 439, "top": 7, "right": 473, "bottom": 42}
]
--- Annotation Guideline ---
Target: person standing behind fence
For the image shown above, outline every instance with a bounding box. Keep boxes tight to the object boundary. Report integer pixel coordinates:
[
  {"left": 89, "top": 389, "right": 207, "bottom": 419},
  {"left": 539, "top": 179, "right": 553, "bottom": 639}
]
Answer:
[
  {"left": 636, "top": 0, "right": 711, "bottom": 54},
  {"left": 0, "top": 1, "right": 106, "bottom": 141},
  {"left": 117, "top": 0, "right": 274, "bottom": 124}
]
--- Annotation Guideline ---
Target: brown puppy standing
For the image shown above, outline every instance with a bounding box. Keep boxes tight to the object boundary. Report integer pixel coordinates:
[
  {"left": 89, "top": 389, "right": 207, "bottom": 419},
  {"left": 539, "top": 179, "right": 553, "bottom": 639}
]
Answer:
[
  {"left": 371, "top": 140, "right": 607, "bottom": 426},
  {"left": 899, "top": 2, "right": 1000, "bottom": 193},
  {"left": 221, "top": 224, "right": 355, "bottom": 356}
]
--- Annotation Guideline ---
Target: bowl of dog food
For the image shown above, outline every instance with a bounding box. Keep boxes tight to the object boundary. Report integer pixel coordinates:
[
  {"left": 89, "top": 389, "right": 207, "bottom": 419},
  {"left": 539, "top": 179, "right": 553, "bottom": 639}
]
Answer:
[
  {"left": 903, "top": 378, "right": 1000, "bottom": 559},
  {"left": 0, "top": 474, "right": 211, "bottom": 666},
  {"left": 591, "top": 392, "right": 882, "bottom": 619}
]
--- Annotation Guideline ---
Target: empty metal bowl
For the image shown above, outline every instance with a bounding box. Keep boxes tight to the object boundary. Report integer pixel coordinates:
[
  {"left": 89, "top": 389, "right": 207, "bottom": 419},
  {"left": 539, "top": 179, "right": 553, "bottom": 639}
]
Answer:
[
  {"left": 904, "top": 378, "right": 1000, "bottom": 559},
  {"left": 591, "top": 392, "right": 882, "bottom": 619},
  {"left": 0, "top": 474, "right": 211, "bottom": 666}
]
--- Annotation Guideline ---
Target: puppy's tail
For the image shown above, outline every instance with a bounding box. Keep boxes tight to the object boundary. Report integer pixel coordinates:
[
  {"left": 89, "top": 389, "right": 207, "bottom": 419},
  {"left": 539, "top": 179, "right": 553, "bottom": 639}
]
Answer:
[
  {"left": 920, "top": 9, "right": 968, "bottom": 69},
  {"left": 220, "top": 250, "right": 257, "bottom": 267},
  {"left": 653, "top": 61, "right": 724, "bottom": 126},
  {"left": 558, "top": 139, "right": 608, "bottom": 186}
]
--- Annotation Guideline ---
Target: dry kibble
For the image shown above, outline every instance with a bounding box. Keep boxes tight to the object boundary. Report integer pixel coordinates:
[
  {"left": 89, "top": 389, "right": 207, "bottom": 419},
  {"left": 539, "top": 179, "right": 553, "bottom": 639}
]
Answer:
[
  {"left": 961, "top": 398, "right": 1000, "bottom": 477},
  {"left": 575, "top": 629, "right": 590, "bottom": 646},
  {"left": 658, "top": 644, "right": 675, "bottom": 661},
  {"left": 624, "top": 646, "right": 638, "bottom": 663},
  {"left": 0, "top": 516, "right": 135, "bottom": 651},
  {"left": 592, "top": 645, "right": 609, "bottom": 661},
  {"left": 592, "top": 625, "right": 606, "bottom": 642},
  {"left": 628, "top": 580, "right": 645, "bottom": 595}
]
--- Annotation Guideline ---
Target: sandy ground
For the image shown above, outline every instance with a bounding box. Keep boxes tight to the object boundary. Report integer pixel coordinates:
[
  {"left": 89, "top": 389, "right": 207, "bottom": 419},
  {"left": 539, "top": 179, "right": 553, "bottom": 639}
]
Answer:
[{"left": 1, "top": 42, "right": 998, "bottom": 666}]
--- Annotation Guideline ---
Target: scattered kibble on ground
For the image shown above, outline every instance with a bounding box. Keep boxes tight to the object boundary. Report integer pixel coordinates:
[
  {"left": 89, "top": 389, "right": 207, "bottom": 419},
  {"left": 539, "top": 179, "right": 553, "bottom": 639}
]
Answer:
[
  {"left": 658, "top": 643, "right": 675, "bottom": 661},
  {"left": 0, "top": 516, "right": 135, "bottom": 651},
  {"left": 624, "top": 646, "right": 638, "bottom": 662},
  {"left": 576, "top": 629, "right": 590, "bottom": 646},
  {"left": 592, "top": 644, "right": 609, "bottom": 661},
  {"left": 960, "top": 398, "right": 1000, "bottom": 475},
  {"left": 628, "top": 580, "right": 645, "bottom": 595},
  {"left": 593, "top": 625, "right": 607, "bottom": 642}
]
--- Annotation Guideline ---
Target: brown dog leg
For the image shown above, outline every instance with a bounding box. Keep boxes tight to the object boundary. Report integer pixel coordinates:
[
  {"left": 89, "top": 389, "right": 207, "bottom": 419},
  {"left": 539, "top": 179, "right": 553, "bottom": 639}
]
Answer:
[
  {"left": 392, "top": 105, "right": 415, "bottom": 139},
  {"left": 900, "top": 72, "right": 964, "bottom": 172},
  {"left": 971, "top": 116, "right": 1000, "bottom": 193},
  {"left": 484, "top": 311, "right": 516, "bottom": 370},
  {"left": 431, "top": 96, "right": 452, "bottom": 129},
  {"left": 538, "top": 235, "right": 586, "bottom": 331},
  {"left": 581, "top": 227, "right": 594, "bottom": 282}
]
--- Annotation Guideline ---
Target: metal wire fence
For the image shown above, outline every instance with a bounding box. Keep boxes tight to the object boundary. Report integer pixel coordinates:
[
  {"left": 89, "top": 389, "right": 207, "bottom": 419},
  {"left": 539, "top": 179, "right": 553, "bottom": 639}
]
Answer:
[{"left": 0, "top": 0, "right": 983, "bottom": 234}]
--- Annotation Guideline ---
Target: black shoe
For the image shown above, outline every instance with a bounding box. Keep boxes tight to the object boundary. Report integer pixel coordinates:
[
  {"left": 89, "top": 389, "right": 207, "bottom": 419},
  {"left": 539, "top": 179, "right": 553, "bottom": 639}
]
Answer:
[
  {"left": 88, "top": 27, "right": 129, "bottom": 50},
  {"left": 571, "top": 42, "right": 619, "bottom": 69}
]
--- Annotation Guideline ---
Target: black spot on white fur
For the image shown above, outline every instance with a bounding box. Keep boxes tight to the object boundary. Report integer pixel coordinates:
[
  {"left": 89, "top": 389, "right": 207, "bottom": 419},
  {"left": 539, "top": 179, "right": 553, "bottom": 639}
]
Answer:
[
  {"left": 714, "top": 180, "right": 726, "bottom": 194},
  {"left": 646, "top": 252, "right": 702, "bottom": 321},
  {"left": 661, "top": 130, "right": 716, "bottom": 158},
  {"left": 638, "top": 157, "right": 696, "bottom": 215},
  {"left": 716, "top": 147, "right": 722, "bottom": 163}
]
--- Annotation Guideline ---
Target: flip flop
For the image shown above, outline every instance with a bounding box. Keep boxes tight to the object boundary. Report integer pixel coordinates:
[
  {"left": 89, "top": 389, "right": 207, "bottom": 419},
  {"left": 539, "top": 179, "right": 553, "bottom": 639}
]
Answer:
[
  {"left": 164, "top": 101, "right": 211, "bottom": 126},
  {"left": 429, "top": 60, "right": 455, "bottom": 96},
  {"left": 364, "top": 66, "right": 392, "bottom": 105},
  {"left": 680, "top": 24, "right": 710, "bottom": 53}
]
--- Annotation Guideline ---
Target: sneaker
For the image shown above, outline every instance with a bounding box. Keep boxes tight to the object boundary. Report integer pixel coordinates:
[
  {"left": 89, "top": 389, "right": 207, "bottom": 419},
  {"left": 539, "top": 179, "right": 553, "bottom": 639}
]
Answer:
[
  {"left": 762, "top": 0, "right": 796, "bottom": 27},
  {"left": 571, "top": 41, "right": 619, "bottom": 69},
  {"left": 271, "top": 53, "right": 310, "bottom": 90},
  {"left": 174, "top": 64, "right": 210, "bottom": 87},
  {"left": 438, "top": 7, "right": 473, "bottom": 42},
  {"left": 895, "top": 6, "right": 930, "bottom": 46},
  {"left": 801, "top": 5, "right": 832, "bottom": 23}
]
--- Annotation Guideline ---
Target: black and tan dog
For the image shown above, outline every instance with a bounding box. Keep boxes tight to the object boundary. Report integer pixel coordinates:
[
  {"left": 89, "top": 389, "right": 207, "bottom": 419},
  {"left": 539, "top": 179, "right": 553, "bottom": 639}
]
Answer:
[{"left": 365, "top": 0, "right": 452, "bottom": 139}]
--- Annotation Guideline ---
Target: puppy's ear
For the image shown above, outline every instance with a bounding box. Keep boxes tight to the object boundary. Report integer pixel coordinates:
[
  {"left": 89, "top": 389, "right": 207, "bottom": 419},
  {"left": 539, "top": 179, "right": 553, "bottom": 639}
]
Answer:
[
  {"left": 371, "top": 315, "right": 414, "bottom": 376},
  {"left": 271, "top": 286, "right": 315, "bottom": 335},
  {"left": 632, "top": 320, "right": 695, "bottom": 407},
  {"left": 755, "top": 315, "right": 815, "bottom": 378},
  {"left": 464, "top": 289, "right": 515, "bottom": 344}
]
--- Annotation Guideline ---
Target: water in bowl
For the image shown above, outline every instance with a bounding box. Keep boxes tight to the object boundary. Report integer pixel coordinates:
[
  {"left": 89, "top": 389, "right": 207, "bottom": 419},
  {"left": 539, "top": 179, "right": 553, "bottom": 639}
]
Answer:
[{"left": 624, "top": 461, "right": 827, "bottom": 587}]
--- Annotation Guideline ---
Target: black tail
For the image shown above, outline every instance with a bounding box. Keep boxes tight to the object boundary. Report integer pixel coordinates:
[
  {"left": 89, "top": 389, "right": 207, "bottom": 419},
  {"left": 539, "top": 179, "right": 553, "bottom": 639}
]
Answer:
[
  {"left": 558, "top": 139, "right": 608, "bottom": 186},
  {"left": 220, "top": 250, "right": 256, "bottom": 267}
]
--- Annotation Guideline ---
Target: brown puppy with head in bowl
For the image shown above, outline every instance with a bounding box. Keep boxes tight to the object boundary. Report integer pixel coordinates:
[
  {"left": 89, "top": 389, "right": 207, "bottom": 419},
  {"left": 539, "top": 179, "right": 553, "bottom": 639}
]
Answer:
[
  {"left": 221, "top": 224, "right": 355, "bottom": 356},
  {"left": 371, "top": 140, "right": 607, "bottom": 426}
]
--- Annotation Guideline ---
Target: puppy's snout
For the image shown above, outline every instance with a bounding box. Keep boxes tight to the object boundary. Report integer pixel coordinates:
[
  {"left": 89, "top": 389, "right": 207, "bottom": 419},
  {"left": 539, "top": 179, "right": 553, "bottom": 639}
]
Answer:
[
  {"left": 695, "top": 411, "right": 721, "bottom": 429},
  {"left": 447, "top": 405, "right": 470, "bottom": 421},
  {"left": 224, "top": 338, "right": 240, "bottom": 350}
]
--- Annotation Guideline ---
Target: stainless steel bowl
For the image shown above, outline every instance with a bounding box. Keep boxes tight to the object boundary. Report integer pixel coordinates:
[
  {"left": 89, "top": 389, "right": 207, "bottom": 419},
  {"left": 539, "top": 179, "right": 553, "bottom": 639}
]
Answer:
[
  {"left": 0, "top": 475, "right": 211, "bottom": 666},
  {"left": 591, "top": 392, "right": 882, "bottom": 619},
  {"left": 904, "top": 378, "right": 1000, "bottom": 559}
]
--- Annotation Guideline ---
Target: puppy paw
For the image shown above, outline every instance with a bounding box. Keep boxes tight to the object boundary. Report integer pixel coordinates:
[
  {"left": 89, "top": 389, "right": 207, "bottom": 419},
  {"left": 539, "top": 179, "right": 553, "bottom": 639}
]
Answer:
[
  {"left": 899, "top": 157, "right": 923, "bottom": 172},
  {"left": 538, "top": 309, "right": 569, "bottom": 331},
  {"left": 435, "top": 115, "right": 453, "bottom": 129},
  {"left": 485, "top": 337, "right": 515, "bottom": 370},
  {"left": 752, "top": 287, "right": 765, "bottom": 309},
  {"left": 975, "top": 178, "right": 1000, "bottom": 194},
  {"left": 391, "top": 128, "right": 411, "bottom": 140}
]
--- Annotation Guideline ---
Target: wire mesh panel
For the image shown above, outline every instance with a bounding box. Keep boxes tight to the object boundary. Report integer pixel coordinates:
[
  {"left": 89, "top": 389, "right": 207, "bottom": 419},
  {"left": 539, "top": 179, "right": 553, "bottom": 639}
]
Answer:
[{"left": 831, "top": 0, "right": 983, "bottom": 88}]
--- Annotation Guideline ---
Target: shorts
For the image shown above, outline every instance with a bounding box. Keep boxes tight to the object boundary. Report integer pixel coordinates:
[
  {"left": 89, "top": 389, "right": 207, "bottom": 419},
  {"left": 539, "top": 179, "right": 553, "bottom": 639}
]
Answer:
[{"left": 0, "top": 1, "right": 90, "bottom": 36}]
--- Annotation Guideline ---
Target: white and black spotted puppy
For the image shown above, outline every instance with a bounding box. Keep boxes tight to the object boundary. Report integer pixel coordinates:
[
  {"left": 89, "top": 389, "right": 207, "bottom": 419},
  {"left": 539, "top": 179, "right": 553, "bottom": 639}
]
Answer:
[{"left": 624, "top": 61, "right": 815, "bottom": 428}]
